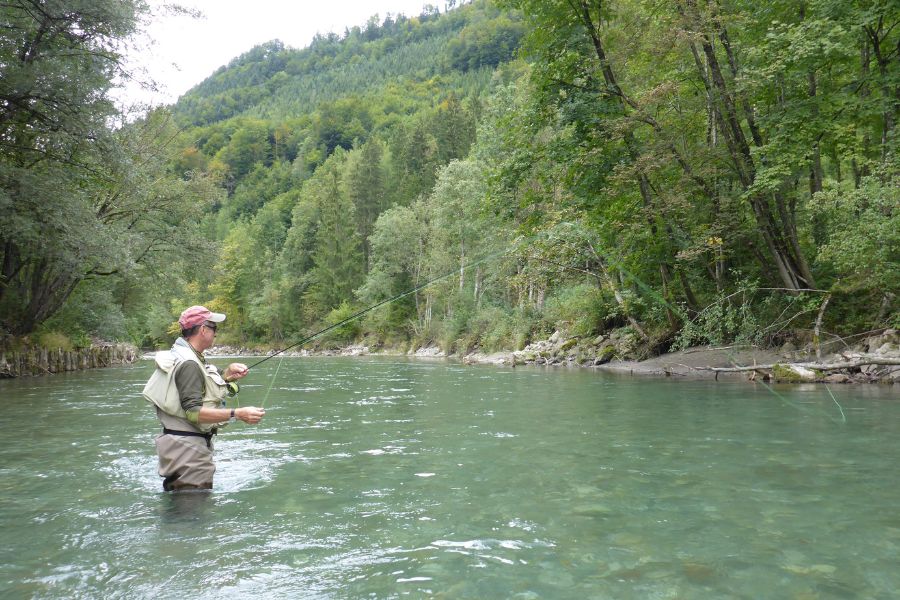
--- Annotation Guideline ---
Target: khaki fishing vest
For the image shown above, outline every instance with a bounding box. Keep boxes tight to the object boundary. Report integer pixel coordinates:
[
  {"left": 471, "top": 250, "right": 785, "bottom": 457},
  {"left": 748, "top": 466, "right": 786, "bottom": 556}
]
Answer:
[{"left": 143, "top": 340, "right": 230, "bottom": 433}]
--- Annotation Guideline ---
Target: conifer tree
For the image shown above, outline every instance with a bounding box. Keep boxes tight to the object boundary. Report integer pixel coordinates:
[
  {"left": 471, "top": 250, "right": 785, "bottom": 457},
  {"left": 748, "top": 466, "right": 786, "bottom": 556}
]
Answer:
[{"left": 305, "top": 150, "right": 365, "bottom": 315}]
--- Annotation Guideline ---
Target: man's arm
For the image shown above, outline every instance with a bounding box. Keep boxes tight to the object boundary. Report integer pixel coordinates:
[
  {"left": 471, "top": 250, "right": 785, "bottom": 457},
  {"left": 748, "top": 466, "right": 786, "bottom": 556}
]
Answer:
[
  {"left": 173, "top": 361, "right": 205, "bottom": 425},
  {"left": 173, "top": 361, "right": 265, "bottom": 425},
  {"left": 196, "top": 406, "right": 266, "bottom": 424}
]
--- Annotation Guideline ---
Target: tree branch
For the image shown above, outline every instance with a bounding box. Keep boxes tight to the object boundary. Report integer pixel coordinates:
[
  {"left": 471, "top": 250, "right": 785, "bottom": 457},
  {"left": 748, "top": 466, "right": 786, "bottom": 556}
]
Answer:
[{"left": 694, "top": 356, "right": 900, "bottom": 373}]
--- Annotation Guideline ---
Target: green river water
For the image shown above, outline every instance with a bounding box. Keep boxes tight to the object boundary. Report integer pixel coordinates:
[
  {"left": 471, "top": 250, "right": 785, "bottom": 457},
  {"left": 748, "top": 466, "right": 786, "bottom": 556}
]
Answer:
[{"left": 0, "top": 357, "right": 898, "bottom": 599}]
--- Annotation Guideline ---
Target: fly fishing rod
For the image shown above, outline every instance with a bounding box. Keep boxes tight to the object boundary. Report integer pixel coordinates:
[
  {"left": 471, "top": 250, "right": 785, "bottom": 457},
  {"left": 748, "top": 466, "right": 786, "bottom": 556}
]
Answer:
[{"left": 246, "top": 248, "right": 511, "bottom": 370}]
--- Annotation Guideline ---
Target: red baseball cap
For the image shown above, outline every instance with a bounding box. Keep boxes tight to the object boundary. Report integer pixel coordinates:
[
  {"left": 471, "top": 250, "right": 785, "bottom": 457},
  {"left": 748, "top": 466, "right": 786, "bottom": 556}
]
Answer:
[{"left": 178, "top": 305, "right": 226, "bottom": 329}]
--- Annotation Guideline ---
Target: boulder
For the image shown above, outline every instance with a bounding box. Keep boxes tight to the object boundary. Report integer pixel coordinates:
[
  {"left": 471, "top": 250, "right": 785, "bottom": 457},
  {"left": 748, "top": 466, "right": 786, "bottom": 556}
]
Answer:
[
  {"left": 772, "top": 364, "right": 818, "bottom": 382},
  {"left": 874, "top": 342, "right": 898, "bottom": 356},
  {"left": 861, "top": 363, "right": 882, "bottom": 375},
  {"left": 558, "top": 338, "right": 578, "bottom": 352},
  {"left": 594, "top": 344, "right": 616, "bottom": 365}
]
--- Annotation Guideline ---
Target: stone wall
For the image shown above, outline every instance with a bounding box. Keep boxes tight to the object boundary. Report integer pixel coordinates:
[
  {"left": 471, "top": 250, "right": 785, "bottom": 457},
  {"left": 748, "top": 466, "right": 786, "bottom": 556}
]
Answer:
[{"left": 0, "top": 343, "right": 138, "bottom": 378}]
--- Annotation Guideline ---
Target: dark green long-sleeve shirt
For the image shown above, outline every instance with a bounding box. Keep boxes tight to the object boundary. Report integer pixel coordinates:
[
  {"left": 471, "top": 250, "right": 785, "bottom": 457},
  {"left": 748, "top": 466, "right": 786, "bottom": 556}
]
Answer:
[
  {"left": 174, "top": 350, "right": 207, "bottom": 423},
  {"left": 172, "top": 344, "right": 239, "bottom": 425}
]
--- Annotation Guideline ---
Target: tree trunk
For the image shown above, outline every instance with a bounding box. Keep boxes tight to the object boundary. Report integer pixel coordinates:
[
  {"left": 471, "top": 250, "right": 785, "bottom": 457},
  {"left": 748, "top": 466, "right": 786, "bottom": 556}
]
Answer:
[
  {"left": 459, "top": 241, "right": 465, "bottom": 291},
  {"left": 575, "top": 2, "right": 699, "bottom": 312},
  {"left": 474, "top": 266, "right": 482, "bottom": 304},
  {"left": 681, "top": 0, "right": 816, "bottom": 291},
  {"left": 864, "top": 19, "right": 898, "bottom": 160}
]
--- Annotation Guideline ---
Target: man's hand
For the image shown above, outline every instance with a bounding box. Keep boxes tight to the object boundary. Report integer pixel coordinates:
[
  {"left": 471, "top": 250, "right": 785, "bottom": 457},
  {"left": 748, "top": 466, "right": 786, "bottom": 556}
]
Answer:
[
  {"left": 236, "top": 407, "right": 266, "bottom": 424},
  {"left": 223, "top": 363, "right": 249, "bottom": 382}
]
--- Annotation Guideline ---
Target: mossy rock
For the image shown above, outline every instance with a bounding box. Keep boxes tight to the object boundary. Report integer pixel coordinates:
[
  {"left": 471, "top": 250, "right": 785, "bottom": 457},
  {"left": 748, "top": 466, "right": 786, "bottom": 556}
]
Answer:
[
  {"left": 559, "top": 338, "right": 578, "bottom": 352},
  {"left": 772, "top": 364, "right": 799, "bottom": 382},
  {"left": 594, "top": 344, "right": 616, "bottom": 364},
  {"left": 772, "top": 363, "right": 818, "bottom": 382}
]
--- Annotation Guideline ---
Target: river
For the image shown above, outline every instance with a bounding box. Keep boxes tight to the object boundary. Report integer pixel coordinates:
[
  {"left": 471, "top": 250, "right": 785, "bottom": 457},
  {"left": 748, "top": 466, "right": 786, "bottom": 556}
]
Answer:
[{"left": 0, "top": 357, "right": 898, "bottom": 598}]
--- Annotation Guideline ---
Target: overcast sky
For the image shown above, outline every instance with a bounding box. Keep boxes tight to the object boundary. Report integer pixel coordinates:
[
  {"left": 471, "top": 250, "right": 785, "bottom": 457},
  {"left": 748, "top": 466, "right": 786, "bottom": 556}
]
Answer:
[{"left": 117, "top": 0, "right": 436, "bottom": 107}]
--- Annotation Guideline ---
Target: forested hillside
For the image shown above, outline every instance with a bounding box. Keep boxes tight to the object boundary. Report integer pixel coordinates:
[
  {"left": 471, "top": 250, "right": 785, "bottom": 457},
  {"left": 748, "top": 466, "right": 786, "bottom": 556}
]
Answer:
[{"left": 2, "top": 0, "right": 897, "bottom": 358}]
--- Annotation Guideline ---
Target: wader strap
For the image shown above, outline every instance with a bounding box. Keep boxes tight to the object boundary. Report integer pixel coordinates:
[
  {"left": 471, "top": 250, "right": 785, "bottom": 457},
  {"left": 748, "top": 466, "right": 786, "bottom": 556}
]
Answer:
[{"left": 162, "top": 427, "right": 217, "bottom": 449}]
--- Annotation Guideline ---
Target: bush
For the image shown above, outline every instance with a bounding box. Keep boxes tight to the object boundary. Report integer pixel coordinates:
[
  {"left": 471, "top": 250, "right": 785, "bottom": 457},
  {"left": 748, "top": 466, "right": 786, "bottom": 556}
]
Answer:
[
  {"left": 321, "top": 300, "right": 361, "bottom": 344},
  {"left": 814, "top": 170, "right": 899, "bottom": 294},
  {"left": 42, "top": 282, "right": 127, "bottom": 342},
  {"left": 476, "top": 305, "right": 538, "bottom": 351},
  {"left": 34, "top": 330, "right": 75, "bottom": 352},
  {"left": 542, "top": 283, "right": 614, "bottom": 337},
  {"left": 437, "top": 293, "right": 476, "bottom": 354},
  {"left": 671, "top": 282, "right": 800, "bottom": 351}
]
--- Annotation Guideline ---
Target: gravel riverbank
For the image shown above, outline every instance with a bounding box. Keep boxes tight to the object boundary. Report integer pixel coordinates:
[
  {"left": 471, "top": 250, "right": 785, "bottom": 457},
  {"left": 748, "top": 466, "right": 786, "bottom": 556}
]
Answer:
[{"left": 191, "top": 328, "right": 900, "bottom": 385}]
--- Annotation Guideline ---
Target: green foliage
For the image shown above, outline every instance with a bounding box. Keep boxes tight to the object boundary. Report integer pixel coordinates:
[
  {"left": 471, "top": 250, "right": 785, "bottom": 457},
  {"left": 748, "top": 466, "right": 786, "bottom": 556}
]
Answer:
[
  {"left": 173, "top": 3, "right": 505, "bottom": 126},
  {"left": 814, "top": 170, "right": 900, "bottom": 294},
  {"left": 447, "top": 11, "right": 525, "bottom": 71},
  {"left": 673, "top": 287, "right": 765, "bottom": 351},
  {"left": 7, "top": 0, "right": 895, "bottom": 353},
  {"left": 303, "top": 150, "right": 365, "bottom": 317},
  {"left": 0, "top": 0, "right": 144, "bottom": 335},
  {"left": 344, "top": 139, "right": 389, "bottom": 264},
  {"left": 33, "top": 330, "right": 76, "bottom": 352},
  {"left": 473, "top": 305, "right": 537, "bottom": 351},
  {"left": 214, "top": 119, "right": 272, "bottom": 180},
  {"left": 221, "top": 159, "right": 298, "bottom": 222},
  {"left": 0, "top": 85, "right": 219, "bottom": 334},
  {"left": 437, "top": 292, "right": 478, "bottom": 354},
  {"left": 42, "top": 280, "right": 127, "bottom": 343},
  {"left": 320, "top": 301, "right": 362, "bottom": 346},
  {"left": 542, "top": 284, "right": 614, "bottom": 338}
]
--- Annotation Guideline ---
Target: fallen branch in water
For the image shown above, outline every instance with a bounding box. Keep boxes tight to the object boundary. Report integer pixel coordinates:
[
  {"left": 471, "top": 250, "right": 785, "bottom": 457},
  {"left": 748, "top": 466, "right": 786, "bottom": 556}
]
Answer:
[{"left": 694, "top": 355, "right": 900, "bottom": 373}]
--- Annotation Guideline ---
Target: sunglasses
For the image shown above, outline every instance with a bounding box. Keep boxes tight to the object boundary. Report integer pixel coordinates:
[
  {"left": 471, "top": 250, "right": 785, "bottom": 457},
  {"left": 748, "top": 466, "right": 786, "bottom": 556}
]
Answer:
[{"left": 204, "top": 323, "right": 218, "bottom": 332}]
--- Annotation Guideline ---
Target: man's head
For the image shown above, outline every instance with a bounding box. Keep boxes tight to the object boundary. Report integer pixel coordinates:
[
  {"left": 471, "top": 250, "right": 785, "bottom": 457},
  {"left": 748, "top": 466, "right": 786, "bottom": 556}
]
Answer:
[{"left": 179, "top": 305, "right": 226, "bottom": 345}]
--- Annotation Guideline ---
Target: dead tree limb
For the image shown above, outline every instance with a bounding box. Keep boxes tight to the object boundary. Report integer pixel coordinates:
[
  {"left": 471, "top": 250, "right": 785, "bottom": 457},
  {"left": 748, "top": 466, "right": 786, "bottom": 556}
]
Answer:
[{"left": 694, "top": 356, "right": 900, "bottom": 373}]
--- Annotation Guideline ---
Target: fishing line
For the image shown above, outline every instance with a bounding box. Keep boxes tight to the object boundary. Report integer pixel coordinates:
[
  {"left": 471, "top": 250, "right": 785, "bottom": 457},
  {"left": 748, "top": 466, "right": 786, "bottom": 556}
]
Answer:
[
  {"left": 742, "top": 374, "right": 848, "bottom": 424},
  {"left": 243, "top": 220, "right": 845, "bottom": 425},
  {"left": 246, "top": 247, "right": 514, "bottom": 381},
  {"left": 259, "top": 351, "right": 286, "bottom": 409},
  {"left": 527, "top": 232, "right": 849, "bottom": 424},
  {"left": 247, "top": 248, "right": 514, "bottom": 408},
  {"left": 825, "top": 384, "right": 846, "bottom": 423}
]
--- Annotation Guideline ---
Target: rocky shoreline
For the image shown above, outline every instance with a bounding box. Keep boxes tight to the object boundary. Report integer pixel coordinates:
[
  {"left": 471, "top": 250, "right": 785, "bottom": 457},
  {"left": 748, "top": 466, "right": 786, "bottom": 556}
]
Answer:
[
  {"left": 1, "top": 342, "right": 138, "bottom": 378},
  {"left": 200, "top": 328, "right": 900, "bottom": 385}
]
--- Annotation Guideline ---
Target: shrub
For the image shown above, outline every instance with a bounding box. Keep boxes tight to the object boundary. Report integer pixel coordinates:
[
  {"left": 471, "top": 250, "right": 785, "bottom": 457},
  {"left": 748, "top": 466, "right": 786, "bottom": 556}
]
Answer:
[
  {"left": 34, "top": 330, "right": 75, "bottom": 352},
  {"left": 476, "top": 305, "right": 539, "bottom": 351},
  {"left": 321, "top": 301, "right": 361, "bottom": 344},
  {"left": 542, "top": 283, "right": 614, "bottom": 337}
]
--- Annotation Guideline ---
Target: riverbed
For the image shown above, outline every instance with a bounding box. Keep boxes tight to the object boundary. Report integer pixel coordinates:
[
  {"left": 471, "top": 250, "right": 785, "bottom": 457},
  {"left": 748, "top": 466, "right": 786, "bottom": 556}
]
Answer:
[{"left": 1, "top": 357, "right": 897, "bottom": 598}]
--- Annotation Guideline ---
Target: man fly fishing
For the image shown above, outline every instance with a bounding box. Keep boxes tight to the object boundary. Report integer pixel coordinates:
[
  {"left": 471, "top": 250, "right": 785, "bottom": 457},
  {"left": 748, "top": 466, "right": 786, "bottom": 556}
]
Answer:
[{"left": 143, "top": 305, "right": 266, "bottom": 491}]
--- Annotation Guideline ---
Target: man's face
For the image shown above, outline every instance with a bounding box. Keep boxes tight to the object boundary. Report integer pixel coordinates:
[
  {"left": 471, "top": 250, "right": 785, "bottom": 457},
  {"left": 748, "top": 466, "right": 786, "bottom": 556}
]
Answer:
[{"left": 195, "top": 321, "right": 217, "bottom": 350}]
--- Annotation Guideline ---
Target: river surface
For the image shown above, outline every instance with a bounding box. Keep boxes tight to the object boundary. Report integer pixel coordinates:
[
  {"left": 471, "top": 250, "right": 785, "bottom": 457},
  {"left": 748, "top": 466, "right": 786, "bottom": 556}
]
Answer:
[{"left": 0, "top": 357, "right": 898, "bottom": 599}]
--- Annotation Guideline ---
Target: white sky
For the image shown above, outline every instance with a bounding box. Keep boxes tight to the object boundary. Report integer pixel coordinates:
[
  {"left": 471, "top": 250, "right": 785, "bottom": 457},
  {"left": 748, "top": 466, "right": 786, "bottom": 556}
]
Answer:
[{"left": 117, "top": 0, "right": 437, "bottom": 107}]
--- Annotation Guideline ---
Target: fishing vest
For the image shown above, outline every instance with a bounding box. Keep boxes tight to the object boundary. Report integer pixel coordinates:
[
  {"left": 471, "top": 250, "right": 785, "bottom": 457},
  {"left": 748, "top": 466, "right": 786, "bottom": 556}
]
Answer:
[{"left": 142, "top": 338, "right": 230, "bottom": 433}]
